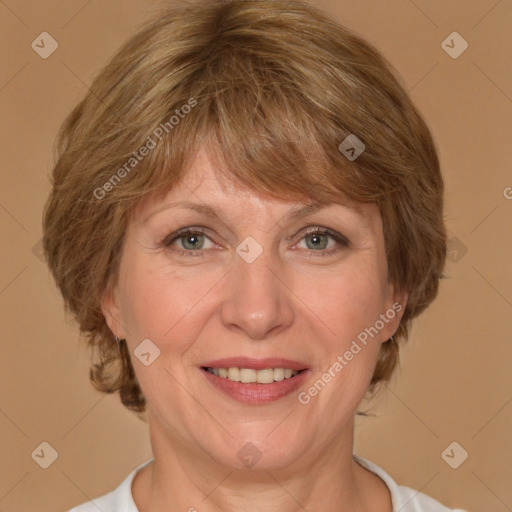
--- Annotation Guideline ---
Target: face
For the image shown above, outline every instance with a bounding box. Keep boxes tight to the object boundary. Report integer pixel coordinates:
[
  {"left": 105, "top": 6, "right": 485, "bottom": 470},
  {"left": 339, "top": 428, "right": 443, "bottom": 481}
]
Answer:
[{"left": 102, "top": 147, "right": 406, "bottom": 473}]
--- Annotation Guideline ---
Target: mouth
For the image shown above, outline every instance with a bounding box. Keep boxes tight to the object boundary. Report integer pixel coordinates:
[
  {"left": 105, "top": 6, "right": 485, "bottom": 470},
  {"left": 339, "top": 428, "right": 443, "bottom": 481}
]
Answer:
[
  {"left": 201, "top": 366, "right": 306, "bottom": 383},
  {"left": 199, "top": 358, "right": 310, "bottom": 404}
]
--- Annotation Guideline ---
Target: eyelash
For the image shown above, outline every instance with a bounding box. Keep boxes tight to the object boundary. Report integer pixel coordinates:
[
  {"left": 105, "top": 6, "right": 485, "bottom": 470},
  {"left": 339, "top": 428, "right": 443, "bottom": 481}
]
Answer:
[{"left": 162, "top": 226, "right": 349, "bottom": 259}]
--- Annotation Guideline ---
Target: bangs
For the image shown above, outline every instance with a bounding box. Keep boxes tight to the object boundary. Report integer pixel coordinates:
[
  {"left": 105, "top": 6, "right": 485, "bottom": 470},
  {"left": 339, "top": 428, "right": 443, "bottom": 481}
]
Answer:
[{"left": 122, "top": 39, "right": 385, "bottom": 220}]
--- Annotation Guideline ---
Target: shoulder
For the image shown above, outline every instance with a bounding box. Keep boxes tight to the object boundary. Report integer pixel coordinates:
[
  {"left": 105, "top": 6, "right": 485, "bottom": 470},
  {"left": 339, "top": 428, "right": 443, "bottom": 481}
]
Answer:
[
  {"left": 66, "top": 458, "right": 153, "bottom": 512},
  {"left": 394, "top": 484, "right": 467, "bottom": 511},
  {"left": 67, "top": 492, "right": 114, "bottom": 512},
  {"left": 353, "top": 454, "right": 467, "bottom": 512},
  {"left": 67, "top": 491, "right": 115, "bottom": 512}
]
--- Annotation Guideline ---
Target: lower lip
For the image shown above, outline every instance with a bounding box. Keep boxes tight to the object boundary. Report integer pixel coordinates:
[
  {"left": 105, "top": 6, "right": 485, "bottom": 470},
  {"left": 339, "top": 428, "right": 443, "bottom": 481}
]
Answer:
[{"left": 201, "top": 368, "right": 310, "bottom": 404}]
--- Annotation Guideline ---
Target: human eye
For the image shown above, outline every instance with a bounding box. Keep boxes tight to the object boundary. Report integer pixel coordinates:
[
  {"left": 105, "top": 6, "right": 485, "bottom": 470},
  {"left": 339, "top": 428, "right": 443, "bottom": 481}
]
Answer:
[
  {"left": 162, "top": 227, "right": 216, "bottom": 258},
  {"left": 161, "top": 226, "right": 349, "bottom": 260},
  {"left": 294, "top": 227, "right": 349, "bottom": 257}
]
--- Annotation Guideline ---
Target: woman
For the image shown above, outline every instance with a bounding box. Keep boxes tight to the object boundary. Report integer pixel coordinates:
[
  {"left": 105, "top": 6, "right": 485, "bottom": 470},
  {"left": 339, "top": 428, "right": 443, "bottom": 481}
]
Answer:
[{"left": 43, "top": 0, "right": 467, "bottom": 510}]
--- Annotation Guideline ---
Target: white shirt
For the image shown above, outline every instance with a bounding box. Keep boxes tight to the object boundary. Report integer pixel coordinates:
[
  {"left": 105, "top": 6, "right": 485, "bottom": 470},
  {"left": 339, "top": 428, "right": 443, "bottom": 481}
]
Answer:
[{"left": 69, "top": 454, "right": 467, "bottom": 511}]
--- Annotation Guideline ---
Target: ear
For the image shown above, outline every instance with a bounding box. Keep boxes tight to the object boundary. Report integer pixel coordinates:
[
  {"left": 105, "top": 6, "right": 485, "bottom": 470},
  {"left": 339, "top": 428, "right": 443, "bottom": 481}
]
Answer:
[
  {"left": 380, "top": 282, "right": 408, "bottom": 342},
  {"left": 100, "top": 280, "right": 128, "bottom": 340}
]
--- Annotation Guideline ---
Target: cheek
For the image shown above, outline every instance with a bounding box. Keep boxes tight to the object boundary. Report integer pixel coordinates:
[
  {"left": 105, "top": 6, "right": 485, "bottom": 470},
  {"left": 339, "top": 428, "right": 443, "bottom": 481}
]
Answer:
[
  {"left": 117, "top": 259, "right": 201, "bottom": 404},
  {"left": 118, "top": 251, "right": 171, "bottom": 338},
  {"left": 300, "top": 267, "right": 385, "bottom": 417},
  {"left": 118, "top": 253, "right": 214, "bottom": 351},
  {"left": 316, "top": 260, "right": 386, "bottom": 345}
]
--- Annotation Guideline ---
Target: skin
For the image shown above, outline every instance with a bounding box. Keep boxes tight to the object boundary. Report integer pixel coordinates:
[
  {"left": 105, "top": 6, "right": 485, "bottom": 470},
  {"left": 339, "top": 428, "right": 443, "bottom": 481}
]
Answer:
[{"left": 101, "top": 147, "right": 407, "bottom": 512}]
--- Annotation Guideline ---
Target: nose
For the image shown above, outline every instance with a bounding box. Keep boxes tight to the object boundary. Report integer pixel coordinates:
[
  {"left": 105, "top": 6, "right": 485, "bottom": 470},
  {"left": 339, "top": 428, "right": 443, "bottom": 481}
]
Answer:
[{"left": 219, "top": 244, "right": 294, "bottom": 340}]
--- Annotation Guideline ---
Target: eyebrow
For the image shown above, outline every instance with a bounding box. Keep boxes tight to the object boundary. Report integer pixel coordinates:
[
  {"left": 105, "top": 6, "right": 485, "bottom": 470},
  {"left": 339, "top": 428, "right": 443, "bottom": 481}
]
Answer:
[{"left": 141, "top": 200, "right": 337, "bottom": 224}]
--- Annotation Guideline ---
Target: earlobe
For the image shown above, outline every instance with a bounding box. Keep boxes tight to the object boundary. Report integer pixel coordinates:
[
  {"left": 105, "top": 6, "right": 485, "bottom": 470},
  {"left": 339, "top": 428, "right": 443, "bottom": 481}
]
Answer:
[
  {"left": 100, "top": 282, "right": 126, "bottom": 340},
  {"left": 381, "top": 285, "right": 408, "bottom": 342},
  {"left": 393, "top": 289, "right": 408, "bottom": 320},
  {"left": 386, "top": 282, "right": 408, "bottom": 316}
]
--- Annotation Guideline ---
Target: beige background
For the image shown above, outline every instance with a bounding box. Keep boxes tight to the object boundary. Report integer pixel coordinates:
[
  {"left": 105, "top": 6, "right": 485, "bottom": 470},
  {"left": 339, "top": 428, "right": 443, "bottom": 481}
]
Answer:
[{"left": 0, "top": 1, "right": 510, "bottom": 511}]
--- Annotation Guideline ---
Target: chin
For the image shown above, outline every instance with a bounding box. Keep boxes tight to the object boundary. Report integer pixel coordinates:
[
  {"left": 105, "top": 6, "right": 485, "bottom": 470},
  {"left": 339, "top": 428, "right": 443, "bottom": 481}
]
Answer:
[{"left": 208, "top": 423, "right": 309, "bottom": 472}]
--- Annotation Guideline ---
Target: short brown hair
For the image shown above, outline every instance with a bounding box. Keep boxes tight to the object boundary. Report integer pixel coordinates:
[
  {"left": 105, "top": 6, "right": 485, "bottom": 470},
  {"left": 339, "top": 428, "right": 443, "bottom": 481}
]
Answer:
[{"left": 42, "top": 0, "right": 446, "bottom": 415}]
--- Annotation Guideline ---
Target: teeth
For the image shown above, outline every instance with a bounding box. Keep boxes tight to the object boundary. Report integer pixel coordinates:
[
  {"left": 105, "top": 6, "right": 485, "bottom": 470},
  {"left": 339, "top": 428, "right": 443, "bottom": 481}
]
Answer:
[
  {"left": 256, "top": 369, "right": 274, "bottom": 384},
  {"left": 206, "top": 367, "right": 300, "bottom": 383},
  {"left": 273, "top": 368, "right": 285, "bottom": 381},
  {"left": 240, "top": 368, "right": 257, "bottom": 383},
  {"left": 227, "top": 367, "right": 240, "bottom": 381}
]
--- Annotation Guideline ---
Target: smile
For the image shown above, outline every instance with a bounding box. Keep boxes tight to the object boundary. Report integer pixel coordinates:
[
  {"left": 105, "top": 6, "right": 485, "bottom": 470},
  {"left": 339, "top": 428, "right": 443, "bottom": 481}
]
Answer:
[
  {"left": 200, "top": 365, "right": 310, "bottom": 404},
  {"left": 203, "top": 367, "right": 302, "bottom": 383}
]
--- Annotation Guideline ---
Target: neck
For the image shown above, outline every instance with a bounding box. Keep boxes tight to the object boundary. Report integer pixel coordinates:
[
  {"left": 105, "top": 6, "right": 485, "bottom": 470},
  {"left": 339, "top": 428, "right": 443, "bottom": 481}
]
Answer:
[{"left": 132, "top": 409, "right": 390, "bottom": 512}]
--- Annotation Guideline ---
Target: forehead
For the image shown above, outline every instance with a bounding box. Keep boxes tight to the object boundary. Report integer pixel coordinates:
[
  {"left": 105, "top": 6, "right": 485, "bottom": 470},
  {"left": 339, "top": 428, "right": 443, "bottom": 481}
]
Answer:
[{"left": 132, "top": 147, "right": 377, "bottom": 229}]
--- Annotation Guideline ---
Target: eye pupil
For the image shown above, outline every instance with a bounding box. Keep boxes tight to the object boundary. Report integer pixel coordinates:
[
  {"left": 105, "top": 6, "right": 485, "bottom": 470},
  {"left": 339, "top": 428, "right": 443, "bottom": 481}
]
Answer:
[
  {"left": 183, "top": 234, "right": 203, "bottom": 249},
  {"left": 306, "top": 232, "right": 327, "bottom": 250}
]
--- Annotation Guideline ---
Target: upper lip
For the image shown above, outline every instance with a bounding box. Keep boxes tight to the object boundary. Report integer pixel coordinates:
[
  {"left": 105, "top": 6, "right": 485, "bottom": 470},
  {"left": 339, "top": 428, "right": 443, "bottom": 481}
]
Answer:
[{"left": 201, "top": 357, "right": 308, "bottom": 371}]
